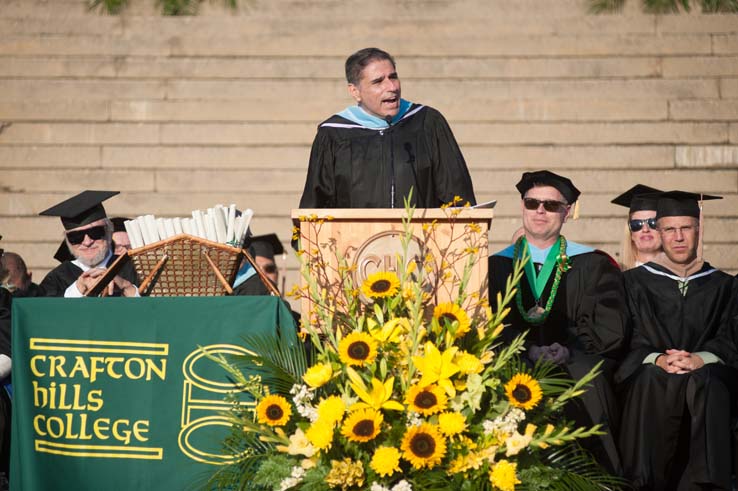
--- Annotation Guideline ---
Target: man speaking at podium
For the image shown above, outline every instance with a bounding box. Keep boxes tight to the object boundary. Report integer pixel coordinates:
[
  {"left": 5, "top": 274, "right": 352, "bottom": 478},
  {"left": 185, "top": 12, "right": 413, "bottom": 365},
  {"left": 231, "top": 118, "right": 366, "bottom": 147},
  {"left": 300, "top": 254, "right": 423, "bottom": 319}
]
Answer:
[{"left": 298, "top": 47, "right": 476, "bottom": 209}]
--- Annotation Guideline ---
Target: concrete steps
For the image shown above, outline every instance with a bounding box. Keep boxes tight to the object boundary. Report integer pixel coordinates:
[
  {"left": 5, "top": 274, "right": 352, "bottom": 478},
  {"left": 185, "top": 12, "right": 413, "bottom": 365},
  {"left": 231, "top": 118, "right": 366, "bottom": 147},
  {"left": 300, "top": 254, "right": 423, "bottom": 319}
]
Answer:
[{"left": 0, "top": 0, "right": 736, "bottom": 283}]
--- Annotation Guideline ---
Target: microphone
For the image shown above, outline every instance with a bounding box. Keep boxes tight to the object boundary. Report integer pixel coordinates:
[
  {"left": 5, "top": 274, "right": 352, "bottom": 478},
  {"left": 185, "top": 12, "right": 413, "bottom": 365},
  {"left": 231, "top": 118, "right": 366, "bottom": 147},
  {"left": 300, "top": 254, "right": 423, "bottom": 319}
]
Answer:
[{"left": 384, "top": 115, "right": 396, "bottom": 208}]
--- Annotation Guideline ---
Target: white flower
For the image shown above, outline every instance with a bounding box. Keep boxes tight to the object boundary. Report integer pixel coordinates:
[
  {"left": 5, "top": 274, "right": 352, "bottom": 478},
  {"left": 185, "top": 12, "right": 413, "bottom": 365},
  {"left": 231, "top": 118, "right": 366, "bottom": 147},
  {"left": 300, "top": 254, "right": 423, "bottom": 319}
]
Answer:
[
  {"left": 406, "top": 412, "right": 423, "bottom": 427},
  {"left": 370, "top": 484, "right": 391, "bottom": 491},
  {"left": 392, "top": 480, "right": 413, "bottom": 491},
  {"left": 278, "top": 466, "right": 306, "bottom": 490},
  {"left": 290, "top": 384, "right": 318, "bottom": 421}
]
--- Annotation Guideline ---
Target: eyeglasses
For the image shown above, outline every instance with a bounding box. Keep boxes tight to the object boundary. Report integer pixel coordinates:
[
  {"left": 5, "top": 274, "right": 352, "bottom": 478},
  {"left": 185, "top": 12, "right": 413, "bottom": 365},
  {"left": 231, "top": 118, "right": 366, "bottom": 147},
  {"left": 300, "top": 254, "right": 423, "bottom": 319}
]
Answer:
[
  {"left": 629, "top": 218, "right": 657, "bottom": 232},
  {"left": 66, "top": 225, "right": 107, "bottom": 245},
  {"left": 523, "top": 198, "right": 567, "bottom": 213}
]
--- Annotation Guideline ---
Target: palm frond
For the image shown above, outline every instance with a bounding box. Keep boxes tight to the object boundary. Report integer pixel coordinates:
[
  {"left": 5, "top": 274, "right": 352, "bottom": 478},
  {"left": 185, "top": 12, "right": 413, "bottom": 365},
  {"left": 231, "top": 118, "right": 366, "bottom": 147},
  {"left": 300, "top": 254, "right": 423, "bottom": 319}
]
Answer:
[
  {"left": 588, "top": 0, "right": 627, "bottom": 12},
  {"left": 542, "top": 445, "right": 630, "bottom": 491},
  {"left": 230, "top": 330, "right": 308, "bottom": 396}
]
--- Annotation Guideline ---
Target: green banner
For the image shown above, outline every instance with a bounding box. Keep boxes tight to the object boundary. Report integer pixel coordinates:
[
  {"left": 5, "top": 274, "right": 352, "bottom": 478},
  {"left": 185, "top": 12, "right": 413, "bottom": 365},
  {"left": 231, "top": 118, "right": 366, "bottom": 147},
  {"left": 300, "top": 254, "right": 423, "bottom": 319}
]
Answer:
[{"left": 11, "top": 296, "right": 296, "bottom": 491}]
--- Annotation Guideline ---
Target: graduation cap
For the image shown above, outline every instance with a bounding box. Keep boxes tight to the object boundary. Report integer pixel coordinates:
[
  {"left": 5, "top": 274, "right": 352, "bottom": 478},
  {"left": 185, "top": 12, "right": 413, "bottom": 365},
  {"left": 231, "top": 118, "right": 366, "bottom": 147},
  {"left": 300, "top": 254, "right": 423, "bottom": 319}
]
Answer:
[
  {"left": 611, "top": 184, "right": 662, "bottom": 213},
  {"left": 39, "top": 190, "right": 119, "bottom": 230},
  {"left": 516, "top": 170, "right": 580, "bottom": 204},
  {"left": 651, "top": 190, "right": 722, "bottom": 220},
  {"left": 243, "top": 233, "right": 284, "bottom": 261},
  {"left": 111, "top": 217, "right": 130, "bottom": 233}
]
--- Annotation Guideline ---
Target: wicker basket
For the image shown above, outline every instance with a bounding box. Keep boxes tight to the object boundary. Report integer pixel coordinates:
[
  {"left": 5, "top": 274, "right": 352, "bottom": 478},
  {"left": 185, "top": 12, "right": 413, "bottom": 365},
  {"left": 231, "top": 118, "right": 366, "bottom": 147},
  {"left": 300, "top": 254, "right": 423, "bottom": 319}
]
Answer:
[{"left": 129, "top": 234, "right": 243, "bottom": 297}]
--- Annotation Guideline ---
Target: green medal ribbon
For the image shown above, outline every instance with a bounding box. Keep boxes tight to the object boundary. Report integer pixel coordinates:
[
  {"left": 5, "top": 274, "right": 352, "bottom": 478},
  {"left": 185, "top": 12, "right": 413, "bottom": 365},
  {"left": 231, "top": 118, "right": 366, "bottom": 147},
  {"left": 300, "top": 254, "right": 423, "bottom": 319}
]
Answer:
[
  {"left": 521, "top": 236, "right": 562, "bottom": 301},
  {"left": 513, "top": 236, "right": 568, "bottom": 325}
]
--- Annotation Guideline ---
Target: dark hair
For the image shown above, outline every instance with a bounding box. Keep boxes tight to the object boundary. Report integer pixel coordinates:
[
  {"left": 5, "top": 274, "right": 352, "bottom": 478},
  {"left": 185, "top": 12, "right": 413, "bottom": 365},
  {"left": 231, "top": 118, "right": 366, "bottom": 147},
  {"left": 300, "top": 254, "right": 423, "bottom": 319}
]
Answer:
[{"left": 345, "top": 47, "right": 396, "bottom": 85}]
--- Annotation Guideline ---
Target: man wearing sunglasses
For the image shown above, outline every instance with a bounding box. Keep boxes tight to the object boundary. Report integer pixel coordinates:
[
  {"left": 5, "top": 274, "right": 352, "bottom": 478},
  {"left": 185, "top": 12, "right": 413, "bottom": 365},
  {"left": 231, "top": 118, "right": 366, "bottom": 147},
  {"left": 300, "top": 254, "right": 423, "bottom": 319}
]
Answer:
[
  {"left": 616, "top": 191, "right": 736, "bottom": 491},
  {"left": 38, "top": 191, "right": 138, "bottom": 298},
  {"left": 232, "top": 233, "right": 284, "bottom": 296},
  {"left": 489, "top": 170, "right": 628, "bottom": 475}
]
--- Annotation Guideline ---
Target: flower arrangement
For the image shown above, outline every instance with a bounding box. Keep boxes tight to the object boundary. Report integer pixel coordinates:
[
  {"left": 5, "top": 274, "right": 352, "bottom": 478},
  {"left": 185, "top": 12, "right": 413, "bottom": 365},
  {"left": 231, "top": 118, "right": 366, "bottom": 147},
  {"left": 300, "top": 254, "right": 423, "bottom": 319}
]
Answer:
[{"left": 207, "top": 202, "right": 623, "bottom": 491}]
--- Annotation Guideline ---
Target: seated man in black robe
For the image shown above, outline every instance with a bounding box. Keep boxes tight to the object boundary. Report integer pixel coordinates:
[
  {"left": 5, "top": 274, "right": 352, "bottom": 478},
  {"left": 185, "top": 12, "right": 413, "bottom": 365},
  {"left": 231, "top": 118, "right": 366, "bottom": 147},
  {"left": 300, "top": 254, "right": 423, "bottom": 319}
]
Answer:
[
  {"left": 38, "top": 191, "right": 138, "bottom": 297},
  {"left": 616, "top": 191, "right": 738, "bottom": 491},
  {"left": 232, "top": 233, "right": 283, "bottom": 296},
  {"left": 489, "top": 170, "right": 627, "bottom": 474},
  {"left": 299, "top": 47, "right": 476, "bottom": 209}
]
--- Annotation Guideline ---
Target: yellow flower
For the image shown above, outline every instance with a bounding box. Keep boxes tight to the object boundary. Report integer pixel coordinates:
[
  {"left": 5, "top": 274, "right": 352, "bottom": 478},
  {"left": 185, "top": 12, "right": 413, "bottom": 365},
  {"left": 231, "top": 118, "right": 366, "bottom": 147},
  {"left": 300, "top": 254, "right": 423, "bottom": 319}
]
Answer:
[
  {"left": 412, "top": 341, "right": 460, "bottom": 396},
  {"left": 325, "top": 458, "right": 365, "bottom": 489},
  {"left": 489, "top": 459, "right": 521, "bottom": 491},
  {"left": 317, "top": 395, "right": 346, "bottom": 425},
  {"left": 303, "top": 362, "right": 333, "bottom": 388},
  {"left": 360, "top": 271, "right": 400, "bottom": 299},
  {"left": 434, "top": 302, "right": 471, "bottom": 338},
  {"left": 338, "top": 332, "right": 378, "bottom": 367},
  {"left": 370, "top": 446, "right": 402, "bottom": 477},
  {"left": 370, "top": 317, "right": 409, "bottom": 344},
  {"left": 455, "top": 351, "right": 484, "bottom": 375},
  {"left": 405, "top": 384, "right": 447, "bottom": 416},
  {"left": 504, "top": 431, "right": 532, "bottom": 457},
  {"left": 346, "top": 367, "right": 405, "bottom": 411},
  {"left": 276, "top": 428, "right": 316, "bottom": 457},
  {"left": 438, "top": 412, "right": 467, "bottom": 436},
  {"left": 401, "top": 423, "right": 447, "bottom": 469},
  {"left": 504, "top": 373, "right": 543, "bottom": 411},
  {"left": 256, "top": 395, "right": 291, "bottom": 427},
  {"left": 306, "top": 419, "right": 334, "bottom": 450},
  {"left": 341, "top": 408, "right": 383, "bottom": 443}
]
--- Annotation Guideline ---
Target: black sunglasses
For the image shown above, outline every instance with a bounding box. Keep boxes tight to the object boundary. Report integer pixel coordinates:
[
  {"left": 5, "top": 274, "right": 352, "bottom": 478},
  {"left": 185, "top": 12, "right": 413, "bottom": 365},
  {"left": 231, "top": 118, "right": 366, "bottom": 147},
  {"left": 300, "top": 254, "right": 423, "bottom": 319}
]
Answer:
[
  {"left": 66, "top": 225, "right": 107, "bottom": 245},
  {"left": 629, "top": 218, "right": 657, "bottom": 232},
  {"left": 523, "top": 198, "right": 567, "bottom": 213}
]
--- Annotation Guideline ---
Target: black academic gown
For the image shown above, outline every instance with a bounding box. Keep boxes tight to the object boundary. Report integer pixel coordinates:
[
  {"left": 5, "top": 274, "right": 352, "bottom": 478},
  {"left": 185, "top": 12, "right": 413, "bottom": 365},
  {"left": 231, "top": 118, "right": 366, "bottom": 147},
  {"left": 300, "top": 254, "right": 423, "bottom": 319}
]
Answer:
[
  {"left": 299, "top": 104, "right": 476, "bottom": 209},
  {"left": 616, "top": 262, "right": 738, "bottom": 491},
  {"left": 39, "top": 255, "right": 138, "bottom": 297},
  {"left": 0, "top": 289, "right": 12, "bottom": 477},
  {"left": 489, "top": 249, "right": 628, "bottom": 474}
]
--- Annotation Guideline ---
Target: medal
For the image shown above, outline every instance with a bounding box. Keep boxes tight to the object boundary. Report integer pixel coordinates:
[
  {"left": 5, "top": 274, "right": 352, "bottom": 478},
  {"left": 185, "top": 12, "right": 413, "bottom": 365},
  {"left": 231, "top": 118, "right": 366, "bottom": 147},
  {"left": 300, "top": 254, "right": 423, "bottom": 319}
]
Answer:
[{"left": 527, "top": 305, "right": 546, "bottom": 321}]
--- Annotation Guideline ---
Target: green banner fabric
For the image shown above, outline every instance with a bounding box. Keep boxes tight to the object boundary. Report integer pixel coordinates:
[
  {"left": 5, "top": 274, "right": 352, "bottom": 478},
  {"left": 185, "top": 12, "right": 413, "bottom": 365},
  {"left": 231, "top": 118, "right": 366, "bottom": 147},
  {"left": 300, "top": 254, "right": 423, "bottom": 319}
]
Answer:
[{"left": 10, "top": 296, "right": 296, "bottom": 491}]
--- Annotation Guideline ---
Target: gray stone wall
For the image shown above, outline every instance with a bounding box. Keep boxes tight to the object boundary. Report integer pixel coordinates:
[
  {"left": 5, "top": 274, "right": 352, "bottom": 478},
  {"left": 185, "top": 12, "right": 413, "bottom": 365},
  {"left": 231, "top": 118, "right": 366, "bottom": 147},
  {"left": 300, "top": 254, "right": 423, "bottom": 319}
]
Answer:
[{"left": 1, "top": 0, "right": 737, "bottom": 295}]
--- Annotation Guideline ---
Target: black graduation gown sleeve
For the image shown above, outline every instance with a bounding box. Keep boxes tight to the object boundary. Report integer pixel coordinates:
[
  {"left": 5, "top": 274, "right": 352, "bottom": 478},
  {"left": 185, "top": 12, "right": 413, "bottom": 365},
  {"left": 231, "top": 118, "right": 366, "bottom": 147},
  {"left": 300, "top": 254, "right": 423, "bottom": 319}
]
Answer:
[
  {"left": 0, "top": 289, "right": 10, "bottom": 357},
  {"left": 39, "top": 256, "right": 139, "bottom": 298},
  {"left": 298, "top": 105, "right": 476, "bottom": 210}
]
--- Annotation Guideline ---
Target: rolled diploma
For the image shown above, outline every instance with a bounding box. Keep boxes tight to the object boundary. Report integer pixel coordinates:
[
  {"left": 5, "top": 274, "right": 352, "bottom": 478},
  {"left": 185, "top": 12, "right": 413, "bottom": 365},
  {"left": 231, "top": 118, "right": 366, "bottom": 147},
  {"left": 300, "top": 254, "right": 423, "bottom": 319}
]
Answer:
[
  {"left": 124, "top": 219, "right": 144, "bottom": 249},
  {"left": 172, "top": 217, "right": 183, "bottom": 235},
  {"left": 181, "top": 218, "right": 193, "bottom": 235},
  {"left": 136, "top": 216, "right": 152, "bottom": 245},
  {"left": 156, "top": 218, "right": 168, "bottom": 240},
  {"left": 226, "top": 204, "right": 236, "bottom": 242},
  {"left": 213, "top": 208, "right": 227, "bottom": 243},
  {"left": 238, "top": 208, "right": 254, "bottom": 243},
  {"left": 124, "top": 219, "right": 143, "bottom": 249},
  {"left": 144, "top": 215, "right": 160, "bottom": 243},
  {"left": 192, "top": 210, "right": 206, "bottom": 238},
  {"left": 164, "top": 218, "right": 176, "bottom": 239},
  {"left": 204, "top": 210, "right": 217, "bottom": 242}
]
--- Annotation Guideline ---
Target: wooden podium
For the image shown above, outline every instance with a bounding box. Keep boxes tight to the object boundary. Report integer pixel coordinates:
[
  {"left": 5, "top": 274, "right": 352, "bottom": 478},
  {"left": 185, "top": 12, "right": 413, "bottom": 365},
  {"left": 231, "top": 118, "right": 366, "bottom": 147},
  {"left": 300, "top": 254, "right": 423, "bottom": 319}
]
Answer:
[{"left": 292, "top": 208, "right": 495, "bottom": 325}]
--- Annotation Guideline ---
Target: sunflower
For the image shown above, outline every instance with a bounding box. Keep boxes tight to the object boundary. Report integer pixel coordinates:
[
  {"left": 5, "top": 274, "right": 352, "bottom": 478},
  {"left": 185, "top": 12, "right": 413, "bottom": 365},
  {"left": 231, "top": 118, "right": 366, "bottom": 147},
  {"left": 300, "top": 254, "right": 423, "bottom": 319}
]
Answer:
[
  {"left": 341, "top": 408, "right": 383, "bottom": 443},
  {"left": 256, "top": 394, "right": 291, "bottom": 427},
  {"left": 361, "top": 271, "right": 400, "bottom": 299},
  {"left": 338, "top": 332, "right": 378, "bottom": 367},
  {"left": 370, "top": 446, "right": 402, "bottom": 477},
  {"left": 433, "top": 302, "right": 471, "bottom": 338},
  {"left": 401, "top": 423, "right": 447, "bottom": 469},
  {"left": 504, "top": 373, "right": 543, "bottom": 411},
  {"left": 405, "top": 384, "right": 447, "bottom": 416}
]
